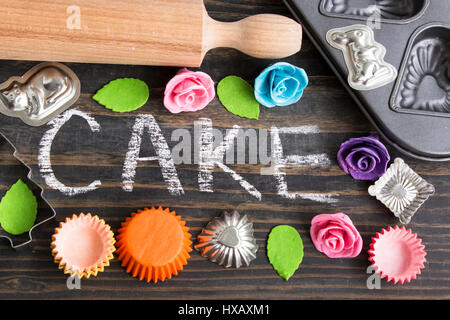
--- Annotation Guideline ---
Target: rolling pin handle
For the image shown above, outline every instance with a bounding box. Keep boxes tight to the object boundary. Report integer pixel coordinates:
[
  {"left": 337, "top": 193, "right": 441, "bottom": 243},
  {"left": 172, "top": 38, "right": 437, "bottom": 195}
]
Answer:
[{"left": 203, "top": 13, "right": 302, "bottom": 59}]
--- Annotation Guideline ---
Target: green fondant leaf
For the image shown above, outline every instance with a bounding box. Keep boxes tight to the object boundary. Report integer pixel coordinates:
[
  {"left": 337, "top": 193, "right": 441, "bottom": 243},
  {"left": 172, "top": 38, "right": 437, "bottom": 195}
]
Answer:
[
  {"left": 93, "top": 78, "right": 149, "bottom": 113},
  {"left": 267, "top": 225, "right": 304, "bottom": 281},
  {"left": 217, "top": 76, "right": 260, "bottom": 119},
  {"left": 0, "top": 179, "right": 38, "bottom": 235}
]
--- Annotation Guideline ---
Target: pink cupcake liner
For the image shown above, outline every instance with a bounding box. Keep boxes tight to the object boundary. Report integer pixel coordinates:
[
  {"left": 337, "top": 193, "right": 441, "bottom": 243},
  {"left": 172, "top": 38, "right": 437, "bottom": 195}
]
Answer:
[
  {"left": 368, "top": 225, "right": 426, "bottom": 284},
  {"left": 51, "top": 213, "right": 116, "bottom": 279}
]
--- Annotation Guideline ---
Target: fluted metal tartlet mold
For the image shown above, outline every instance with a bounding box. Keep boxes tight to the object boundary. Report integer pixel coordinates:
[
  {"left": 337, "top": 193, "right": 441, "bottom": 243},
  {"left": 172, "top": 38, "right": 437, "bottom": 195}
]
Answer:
[
  {"left": 195, "top": 211, "right": 258, "bottom": 268},
  {"left": 368, "top": 158, "right": 435, "bottom": 224}
]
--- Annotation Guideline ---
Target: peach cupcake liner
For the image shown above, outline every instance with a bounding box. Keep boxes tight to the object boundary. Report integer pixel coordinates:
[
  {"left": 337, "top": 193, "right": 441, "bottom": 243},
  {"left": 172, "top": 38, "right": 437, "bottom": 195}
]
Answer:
[
  {"left": 368, "top": 225, "right": 426, "bottom": 284},
  {"left": 116, "top": 207, "right": 192, "bottom": 283},
  {"left": 51, "top": 213, "right": 116, "bottom": 279}
]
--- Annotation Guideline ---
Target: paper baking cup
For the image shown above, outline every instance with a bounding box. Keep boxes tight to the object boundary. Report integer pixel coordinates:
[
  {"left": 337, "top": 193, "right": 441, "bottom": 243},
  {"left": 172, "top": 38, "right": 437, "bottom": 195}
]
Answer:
[
  {"left": 368, "top": 225, "right": 426, "bottom": 284},
  {"left": 51, "top": 213, "right": 115, "bottom": 279},
  {"left": 116, "top": 207, "right": 192, "bottom": 283}
]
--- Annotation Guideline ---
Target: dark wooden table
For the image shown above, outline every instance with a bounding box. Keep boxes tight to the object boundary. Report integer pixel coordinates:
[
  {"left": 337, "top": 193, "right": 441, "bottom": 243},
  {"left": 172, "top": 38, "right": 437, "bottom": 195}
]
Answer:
[{"left": 0, "top": 0, "right": 448, "bottom": 300}]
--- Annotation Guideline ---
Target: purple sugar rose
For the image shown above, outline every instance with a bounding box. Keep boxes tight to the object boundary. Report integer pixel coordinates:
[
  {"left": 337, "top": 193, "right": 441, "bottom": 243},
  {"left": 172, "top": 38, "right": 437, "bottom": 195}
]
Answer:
[{"left": 337, "top": 135, "right": 390, "bottom": 181}]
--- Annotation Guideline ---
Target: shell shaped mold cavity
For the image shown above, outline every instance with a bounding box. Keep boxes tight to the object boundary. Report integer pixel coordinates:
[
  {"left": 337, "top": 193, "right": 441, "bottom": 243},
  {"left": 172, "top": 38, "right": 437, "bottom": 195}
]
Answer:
[
  {"left": 320, "top": 0, "right": 430, "bottom": 24},
  {"left": 390, "top": 23, "right": 450, "bottom": 117}
]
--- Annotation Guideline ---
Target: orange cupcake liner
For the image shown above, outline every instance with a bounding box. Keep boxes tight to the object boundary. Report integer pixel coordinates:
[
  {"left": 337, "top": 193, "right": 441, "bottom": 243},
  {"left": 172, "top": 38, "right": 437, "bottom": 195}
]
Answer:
[
  {"left": 51, "top": 213, "right": 116, "bottom": 279},
  {"left": 368, "top": 225, "right": 426, "bottom": 284},
  {"left": 116, "top": 207, "right": 192, "bottom": 283}
]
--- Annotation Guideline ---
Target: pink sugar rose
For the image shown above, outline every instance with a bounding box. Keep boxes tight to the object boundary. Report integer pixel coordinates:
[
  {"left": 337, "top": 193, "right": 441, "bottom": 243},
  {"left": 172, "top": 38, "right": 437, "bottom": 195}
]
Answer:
[
  {"left": 310, "top": 213, "right": 363, "bottom": 258},
  {"left": 163, "top": 68, "right": 215, "bottom": 114}
]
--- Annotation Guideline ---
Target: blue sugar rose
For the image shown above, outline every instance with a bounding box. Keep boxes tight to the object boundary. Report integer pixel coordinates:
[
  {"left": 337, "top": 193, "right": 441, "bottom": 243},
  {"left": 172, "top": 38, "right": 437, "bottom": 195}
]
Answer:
[{"left": 254, "top": 62, "right": 308, "bottom": 108}]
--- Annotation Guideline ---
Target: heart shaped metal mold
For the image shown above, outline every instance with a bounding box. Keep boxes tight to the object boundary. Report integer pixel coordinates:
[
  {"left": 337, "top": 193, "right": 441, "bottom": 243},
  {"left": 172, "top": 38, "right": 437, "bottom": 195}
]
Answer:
[{"left": 194, "top": 210, "right": 258, "bottom": 268}]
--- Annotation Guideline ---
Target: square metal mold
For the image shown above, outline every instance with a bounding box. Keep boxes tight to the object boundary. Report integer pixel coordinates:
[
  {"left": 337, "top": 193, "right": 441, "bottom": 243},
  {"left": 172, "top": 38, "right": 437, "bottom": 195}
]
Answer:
[{"left": 368, "top": 158, "right": 435, "bottom": 224}]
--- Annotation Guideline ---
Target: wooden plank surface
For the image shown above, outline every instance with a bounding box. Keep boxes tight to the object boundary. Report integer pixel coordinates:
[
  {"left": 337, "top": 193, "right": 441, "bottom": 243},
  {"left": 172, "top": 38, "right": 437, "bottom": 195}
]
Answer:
[{"left": 0, "top": 0, "right": 448, "bottom": 300}]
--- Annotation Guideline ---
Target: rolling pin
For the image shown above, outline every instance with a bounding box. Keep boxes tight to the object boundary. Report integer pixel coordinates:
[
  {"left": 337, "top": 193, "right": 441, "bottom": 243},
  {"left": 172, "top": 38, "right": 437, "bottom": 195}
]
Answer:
[{"left": 0, "top": 0, "right": 302, "bottom": 66}]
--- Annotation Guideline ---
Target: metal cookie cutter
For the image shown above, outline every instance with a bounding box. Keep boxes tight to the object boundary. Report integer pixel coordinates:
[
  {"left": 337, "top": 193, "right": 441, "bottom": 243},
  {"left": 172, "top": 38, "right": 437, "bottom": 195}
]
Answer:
[
  {"left": 326, "top": 24, "right": 397, "bottom": 90},
  {"left": 195, "top": 211, "right": 258, "bottom": 268},
  {"left": 0, "top": 62, "right": 80, "bottom": 126},
  {"left": 0, "top": 133, "right": 56, "bottom": 248},
  {"left": 368, "top": 158, "right": 435, "bottom": 224}
]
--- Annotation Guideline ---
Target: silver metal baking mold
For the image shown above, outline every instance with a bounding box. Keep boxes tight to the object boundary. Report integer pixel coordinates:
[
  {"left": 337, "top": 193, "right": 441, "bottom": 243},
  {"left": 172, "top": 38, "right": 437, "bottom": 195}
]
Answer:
[
  {"left": 0, "top": 133, "right": 56, "bottom": 249},
  {"left": 319, "top": 0, "right": 430, "bottom": 24},
  {"left": 368, "top": 158, "right": 435, "bottom": 224},
  {"left": 194, "top": 211, "right": 258, "bottom": 268},
  {"left": 390, "top": 23, "right": 450, "bottom": 117},
  {"left": 326, "top": 24, "right": 398, "bottom": 91},
  {"left": 0, "top": 62, "right": 80, "bottom": 127}
]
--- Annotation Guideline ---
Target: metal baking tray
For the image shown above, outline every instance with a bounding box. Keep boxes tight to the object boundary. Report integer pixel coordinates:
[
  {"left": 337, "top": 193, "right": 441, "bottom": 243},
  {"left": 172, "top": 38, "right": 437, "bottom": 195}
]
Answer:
[{"left": 284, "top": 0, "right": 450, "bottom": 161}]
